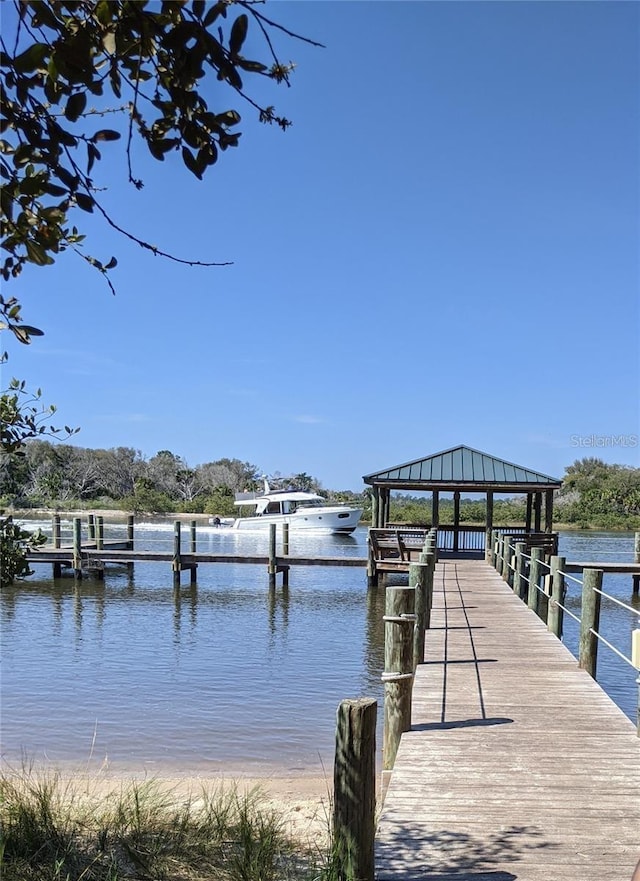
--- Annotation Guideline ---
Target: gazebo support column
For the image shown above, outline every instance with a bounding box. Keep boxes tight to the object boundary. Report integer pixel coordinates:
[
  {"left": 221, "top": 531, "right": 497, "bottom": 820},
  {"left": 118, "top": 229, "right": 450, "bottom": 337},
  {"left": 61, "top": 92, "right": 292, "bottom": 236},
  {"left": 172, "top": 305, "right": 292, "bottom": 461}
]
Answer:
[
  {"left": 525, "top": 494, "right": 533, "bottom": 533},
  {"left": 381, "top": 488, "right": 390, "bottom": 527},
  {"left": 432, "top": 491, "right": 439, "bottom": 529},
  {"left": 534, "top": 492, "right": 542, "bottom": 533},
  {"left": 544, "top": 489, "right": 554, "bottom": 534},
  {"left": 485, "top": 491, "right": 494, "bottom": 561},
  {"left": 371, "top": 490, "right": 379, "bottom": 528},
  {"left": 453, "top": 491, "right": 460, "bottom": 553}
]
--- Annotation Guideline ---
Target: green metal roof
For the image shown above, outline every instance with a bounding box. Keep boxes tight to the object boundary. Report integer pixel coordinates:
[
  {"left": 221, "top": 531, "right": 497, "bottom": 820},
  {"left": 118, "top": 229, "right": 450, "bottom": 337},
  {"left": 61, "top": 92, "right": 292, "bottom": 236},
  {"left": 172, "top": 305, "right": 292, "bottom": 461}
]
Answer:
[{"left": 363, "top": 445, "right": 561, "bottom": 489}]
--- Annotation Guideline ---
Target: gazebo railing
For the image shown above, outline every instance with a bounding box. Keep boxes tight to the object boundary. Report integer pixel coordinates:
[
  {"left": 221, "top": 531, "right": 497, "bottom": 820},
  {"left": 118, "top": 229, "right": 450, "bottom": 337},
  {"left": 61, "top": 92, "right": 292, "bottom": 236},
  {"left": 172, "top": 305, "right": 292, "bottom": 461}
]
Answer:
[{"left": 437, "top": 525, "right": 485, "bottom": 552}]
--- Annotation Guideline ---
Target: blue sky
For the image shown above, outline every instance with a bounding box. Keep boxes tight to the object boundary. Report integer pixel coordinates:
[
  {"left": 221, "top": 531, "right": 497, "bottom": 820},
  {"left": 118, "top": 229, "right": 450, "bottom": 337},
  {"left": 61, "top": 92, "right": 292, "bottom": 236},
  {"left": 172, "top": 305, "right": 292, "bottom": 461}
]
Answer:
[{"left": 4, "top": 1, "right": 639, "bottom": 491}]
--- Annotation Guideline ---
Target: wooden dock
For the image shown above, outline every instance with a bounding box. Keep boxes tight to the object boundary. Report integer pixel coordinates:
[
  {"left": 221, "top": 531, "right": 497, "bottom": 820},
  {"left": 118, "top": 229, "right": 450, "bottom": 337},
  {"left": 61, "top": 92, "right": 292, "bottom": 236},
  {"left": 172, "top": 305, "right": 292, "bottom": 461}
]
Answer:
[{"left": 375, "top": 559, "right": 640, "bottom": 881}]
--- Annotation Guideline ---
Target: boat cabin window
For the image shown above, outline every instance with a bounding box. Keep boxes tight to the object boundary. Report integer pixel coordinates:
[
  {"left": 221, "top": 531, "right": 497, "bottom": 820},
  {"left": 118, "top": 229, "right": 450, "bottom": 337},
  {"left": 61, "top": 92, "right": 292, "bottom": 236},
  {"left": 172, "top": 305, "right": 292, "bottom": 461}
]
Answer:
[{"left": 265, "top": 501, "right": 282, "bottom": 514}]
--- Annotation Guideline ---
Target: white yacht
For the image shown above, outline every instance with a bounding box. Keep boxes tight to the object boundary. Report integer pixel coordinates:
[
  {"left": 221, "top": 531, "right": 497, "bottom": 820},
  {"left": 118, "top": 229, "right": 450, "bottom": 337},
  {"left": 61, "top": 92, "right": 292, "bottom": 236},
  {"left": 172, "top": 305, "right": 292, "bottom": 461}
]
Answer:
[{"left": 209, "top": 479, "right": 362, "bottom": 534}]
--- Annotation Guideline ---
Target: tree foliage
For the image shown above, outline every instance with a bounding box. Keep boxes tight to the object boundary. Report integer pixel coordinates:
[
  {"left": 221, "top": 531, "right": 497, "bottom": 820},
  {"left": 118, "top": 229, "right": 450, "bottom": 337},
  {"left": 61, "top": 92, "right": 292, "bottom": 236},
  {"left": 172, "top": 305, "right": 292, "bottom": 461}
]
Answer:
[
  {"left": 0, "top": 375, "right": 78, "bottom": 453},
  {"left": 556, "top": 458, "right": 640, "bottom": 527},
  {"left": 1, "top": 0, "right": 319, "bottom": 342}
]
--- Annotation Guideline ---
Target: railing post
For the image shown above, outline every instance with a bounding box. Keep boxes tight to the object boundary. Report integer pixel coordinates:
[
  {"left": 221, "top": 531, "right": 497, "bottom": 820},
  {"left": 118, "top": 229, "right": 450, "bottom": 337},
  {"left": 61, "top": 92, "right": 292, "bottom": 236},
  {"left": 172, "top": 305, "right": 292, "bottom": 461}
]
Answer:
[
  {"left": 503, "top": 536, "right": 513, "bottom": 586},
  {"left": 72, "top": 517, "right": 82, "bottom": 580},
  {"left": 410, "top": 562, "right": 429, "bottom": 670},
  {"left": 382, "top": 586, "right": 415, "bottom": 770},
  {"left": 282, "top": 522, "right": 290, "bottom": 556},
  {"left": 490, "top": 529, "right": 498, "bottom": 568},
  {"left": 268, "top": 523, "right": 277, "bottom": 587},
  {"left": 632, "top": 630, "right": 640, "bottom": 736},
  {"left": 528, "top": 548, "right": 543, "bottom": 614},
  {"left": 579, "top": 568, "right": 603, "bottom": 679},
  {"left": 96, "top": 515, "right": 104, "bottom": 551},
  {"left": 87, "top": 513, "right": 96, "bottom": 542},
  {"left": 497, "top": 533, "right": 505, "bottom": 576},
  {"left": 514, "top": 542, "right": 526, "bottom": 599},
  {"left": 633, "top": 532, "right": 640, "bottom": 595},
  {"left": 548, "top": 555, "right": 566, "bottom": 638},
  {"left": 334, "top": 698, "right": 377, "bottom": 881},
  {"left": 419, "top": 550, "right": 435, "bottom": 630},
  {"left": 190, "top": 520, "right": 197, "bottom": 554},
  {"left": 173, "top": 520, "right": 181, "bottom": 587}
]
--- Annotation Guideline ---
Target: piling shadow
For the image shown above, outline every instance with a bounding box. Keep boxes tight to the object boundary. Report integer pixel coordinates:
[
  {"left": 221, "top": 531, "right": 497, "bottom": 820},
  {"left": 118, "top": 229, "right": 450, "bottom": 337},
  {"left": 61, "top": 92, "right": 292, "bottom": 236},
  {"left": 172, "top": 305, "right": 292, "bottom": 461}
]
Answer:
[
  {"left": 422, "top": 658, "right": 497, "bottom": 666},
  {"left": 411, "top": 716, "right": 513, "bottom": 732}
]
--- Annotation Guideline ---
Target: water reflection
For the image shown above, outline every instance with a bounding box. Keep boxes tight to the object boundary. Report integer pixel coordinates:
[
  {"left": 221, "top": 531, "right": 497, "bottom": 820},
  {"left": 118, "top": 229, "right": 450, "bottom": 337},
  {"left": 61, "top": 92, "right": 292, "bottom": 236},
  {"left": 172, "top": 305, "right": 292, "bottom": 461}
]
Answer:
[{"left": 1, "top": 527, "right": 637, "bottom": 775}]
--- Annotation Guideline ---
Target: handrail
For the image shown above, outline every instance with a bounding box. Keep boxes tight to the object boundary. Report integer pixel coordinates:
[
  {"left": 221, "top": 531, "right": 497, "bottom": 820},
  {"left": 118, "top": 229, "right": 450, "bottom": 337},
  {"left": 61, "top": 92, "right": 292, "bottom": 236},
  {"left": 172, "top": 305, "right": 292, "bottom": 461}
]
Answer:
[{"left": 492, "top": 530, "right": 640, "bottom": 691}]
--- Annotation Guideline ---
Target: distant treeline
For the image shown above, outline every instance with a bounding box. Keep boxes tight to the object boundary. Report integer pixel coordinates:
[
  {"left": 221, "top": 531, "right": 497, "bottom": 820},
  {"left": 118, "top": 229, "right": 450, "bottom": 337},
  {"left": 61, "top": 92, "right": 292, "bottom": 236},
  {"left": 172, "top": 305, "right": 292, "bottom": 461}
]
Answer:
[
  {"left": 0, "top": 441, "right": 358, "bottom": 516},
  {"left": 1, "top": 444, "right": 639, "bottom": 529}
]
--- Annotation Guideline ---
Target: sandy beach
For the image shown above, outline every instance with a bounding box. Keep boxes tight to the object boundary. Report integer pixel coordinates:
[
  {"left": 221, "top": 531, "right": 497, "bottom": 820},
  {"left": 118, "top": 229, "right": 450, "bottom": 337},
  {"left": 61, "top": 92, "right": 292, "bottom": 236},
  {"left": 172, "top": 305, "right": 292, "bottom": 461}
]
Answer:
[{"left": 7, "top": 763, "right": 337, "bottom": 846}]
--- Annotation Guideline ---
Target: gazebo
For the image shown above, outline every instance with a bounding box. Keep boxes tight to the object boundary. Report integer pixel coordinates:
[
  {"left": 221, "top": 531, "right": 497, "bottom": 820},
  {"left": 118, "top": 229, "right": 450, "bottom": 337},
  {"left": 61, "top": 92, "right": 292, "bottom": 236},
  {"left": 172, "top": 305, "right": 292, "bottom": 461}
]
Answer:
[{"left": 363, "top": 445, "right": 562, "bottom": 555}]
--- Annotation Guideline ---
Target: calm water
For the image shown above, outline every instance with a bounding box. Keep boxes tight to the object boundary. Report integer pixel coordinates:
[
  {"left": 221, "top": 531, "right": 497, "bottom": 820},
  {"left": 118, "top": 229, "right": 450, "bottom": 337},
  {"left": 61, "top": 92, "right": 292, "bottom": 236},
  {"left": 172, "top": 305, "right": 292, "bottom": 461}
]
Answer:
[{"left": 1, "top": 522, "right": 638, "bottom": 777}]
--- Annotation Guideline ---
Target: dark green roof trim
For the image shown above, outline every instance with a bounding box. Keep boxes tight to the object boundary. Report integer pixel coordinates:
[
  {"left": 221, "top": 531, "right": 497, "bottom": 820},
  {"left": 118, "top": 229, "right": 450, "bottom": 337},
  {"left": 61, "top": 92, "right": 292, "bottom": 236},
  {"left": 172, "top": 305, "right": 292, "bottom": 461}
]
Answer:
[{"left": 363, "top": 445, "right": 562, "bottom": 489}]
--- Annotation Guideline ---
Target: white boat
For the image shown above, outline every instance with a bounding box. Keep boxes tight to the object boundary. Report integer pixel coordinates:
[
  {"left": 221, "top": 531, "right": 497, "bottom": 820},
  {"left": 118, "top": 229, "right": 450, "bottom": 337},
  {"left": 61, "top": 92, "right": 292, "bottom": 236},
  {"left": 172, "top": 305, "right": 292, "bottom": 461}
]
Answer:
[{"left": 209, "top": 479, "right": 362, "bottom": 534}]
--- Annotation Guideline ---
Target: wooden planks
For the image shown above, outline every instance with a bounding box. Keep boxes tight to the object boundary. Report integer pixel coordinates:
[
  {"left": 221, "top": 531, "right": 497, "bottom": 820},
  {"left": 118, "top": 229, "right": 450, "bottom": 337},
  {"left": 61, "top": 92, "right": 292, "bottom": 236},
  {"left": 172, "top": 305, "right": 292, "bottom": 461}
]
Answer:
[{"left": 376, "top": 560, "right": 640, "bottom": 881}]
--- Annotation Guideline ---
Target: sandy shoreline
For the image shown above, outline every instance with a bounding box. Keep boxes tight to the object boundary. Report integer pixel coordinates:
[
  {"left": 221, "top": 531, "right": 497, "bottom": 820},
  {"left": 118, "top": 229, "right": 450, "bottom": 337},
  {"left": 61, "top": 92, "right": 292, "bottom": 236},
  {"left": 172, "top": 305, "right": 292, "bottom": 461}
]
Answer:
[{"left": 3, "top": 762, "right": 337, "bottom": 844}]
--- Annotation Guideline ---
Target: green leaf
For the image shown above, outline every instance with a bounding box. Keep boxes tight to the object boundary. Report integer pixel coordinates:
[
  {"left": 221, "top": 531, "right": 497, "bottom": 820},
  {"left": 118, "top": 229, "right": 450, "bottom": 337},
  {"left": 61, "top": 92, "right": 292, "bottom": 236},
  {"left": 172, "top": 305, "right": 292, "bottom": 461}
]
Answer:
[
  {"left": 19, "top": 325, "right": 44, "bottom": 337},
  {"left": 91, "top": 129, "right": 121, "bottom": 143},
  {"left": 13, "top": 43, "right": 49, "bottom": 73},
  {"left": 65, "top": 91, "right": 87, "bottom": 122},
  {"left": 19, "top": 173, "right": 48, "bottom": 196},
  {"left": 13, "top": 144, "right": 35, "bottom": 167},
  {"left": 193, "top": 0, "right": 205, "bottom": 18},
  {"left": 96, "top": 1, "right": 113, "bottom": 26},
  {"left": 25, "top": 240, "right": 53, "bottom": 267},
  {"left": 216, "top": 110, "right": 241, "bottom": 127},
  {"left": 181, "top": 146, "right": 203, "bottom": 179},
  {"left": 75, "top": 193, "right": 94, "bottom": 212},
  {"left": 203, "top": 4, "right": 221, "bottom": 27},
  {"left": 229, "top": 14, "right": 248, "bottom": 56},
  {"left": 104, "top": 257, "right": 118, "bottom": 270}
]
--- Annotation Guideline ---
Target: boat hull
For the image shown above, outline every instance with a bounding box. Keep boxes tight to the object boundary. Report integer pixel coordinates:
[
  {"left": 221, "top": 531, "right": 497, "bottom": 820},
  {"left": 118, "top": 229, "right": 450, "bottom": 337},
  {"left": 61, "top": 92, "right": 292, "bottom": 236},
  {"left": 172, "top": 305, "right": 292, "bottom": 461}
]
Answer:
[{"left": 227, "top": 507, "right": 362, "bottom": 534}]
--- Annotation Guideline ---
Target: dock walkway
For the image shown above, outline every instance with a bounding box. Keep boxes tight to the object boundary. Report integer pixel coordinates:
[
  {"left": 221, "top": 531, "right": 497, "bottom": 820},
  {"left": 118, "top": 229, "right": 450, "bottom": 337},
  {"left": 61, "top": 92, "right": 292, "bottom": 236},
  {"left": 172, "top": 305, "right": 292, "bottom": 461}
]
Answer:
[{"left": 375, "top": 559, "right": 640, "bottom": 881}]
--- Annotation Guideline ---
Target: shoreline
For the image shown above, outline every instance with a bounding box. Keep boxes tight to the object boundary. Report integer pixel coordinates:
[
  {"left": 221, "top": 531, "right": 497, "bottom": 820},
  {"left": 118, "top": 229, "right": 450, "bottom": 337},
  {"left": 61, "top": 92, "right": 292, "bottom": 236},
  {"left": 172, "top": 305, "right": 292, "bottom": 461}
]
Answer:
[
  {"left": 5, "top": 507, "right": 638, "bottom": 532},
  {"left": 2, "top": 760, "right": 337, "bottom": 843}
]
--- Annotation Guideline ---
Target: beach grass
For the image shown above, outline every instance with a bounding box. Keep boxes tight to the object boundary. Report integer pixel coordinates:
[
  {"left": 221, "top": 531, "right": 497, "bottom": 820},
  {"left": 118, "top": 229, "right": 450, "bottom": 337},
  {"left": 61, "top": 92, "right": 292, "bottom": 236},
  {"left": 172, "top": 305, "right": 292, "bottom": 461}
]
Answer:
[{"left": 0, "top": 768, "right": 336, "bottom": 881}]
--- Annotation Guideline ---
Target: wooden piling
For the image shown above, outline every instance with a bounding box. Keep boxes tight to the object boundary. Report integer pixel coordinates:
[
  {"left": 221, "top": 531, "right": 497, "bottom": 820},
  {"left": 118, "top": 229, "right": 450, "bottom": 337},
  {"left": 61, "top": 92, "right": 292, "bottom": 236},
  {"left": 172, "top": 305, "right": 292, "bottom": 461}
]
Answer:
[
  {"left": 72, "top": 517, "right": 82, "bottom": 580},
  {"left": 87, "top": 514, "right": 96, "bottom": 542},
  {"left": 52, "top": 514, "right": 62, "bottom": 578},
  {"left": 514, "top": 542, "right": 526, "bottom": 600},
  {"left": 528, "top": 548, "right": 543, "bottom": 614},
  {"left": 173, "top": 521, "right": 181, "bottom": 587},
  {"left": 127, "top": 515, "right": 135, "bottom": 574},
  {"left": 366, "top": 535, "right": 378, "bottom": 587},
  {"left": 485, "top": 492, "right": 494, "bottom": 561},
  {"left": 268, "top": 523, "right": 277, "bottom": 587},
  {"left": 190, "top": 520, "right": 197, "bottom": 554},
  {"left": 419, "top": 550, "right": 435, "bottom": 629},
  {"left": 283, "top": 522, "right": 290, "bottom": 556},
  {"left": 579, "top": 568, "right": 603, "bottom": 679},
  {"left": 96, "top": 516, "right": 104, "bottom": 551},
  {"left": 496, "top": 533, "right": 505, "bottom": 576},
  {"left": 490, "top": 529, "right": 498, "bottom": 567},
  {"left": 409, "top": 562, "right": 429, "bottom": 670},
  {"left": 548, "top": 555, "right": 566, "bottom": 639},
  {"left": 333, "top": 697, "right": 377, "bottom": 881},
  {"left": 502, "top": 536, "right": 513, "bottom": 586},
  {"left": 634, "top": 532, "right": 640, "bottom": 595},
  {"left": 382, "top": 586, "right": 415, "bottom": 770}
]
